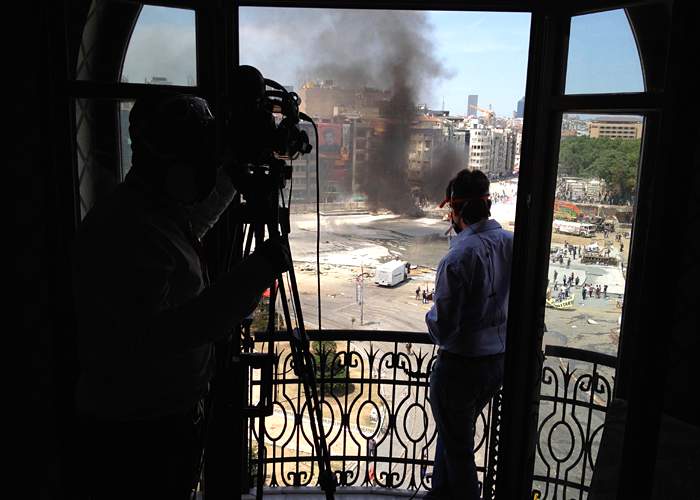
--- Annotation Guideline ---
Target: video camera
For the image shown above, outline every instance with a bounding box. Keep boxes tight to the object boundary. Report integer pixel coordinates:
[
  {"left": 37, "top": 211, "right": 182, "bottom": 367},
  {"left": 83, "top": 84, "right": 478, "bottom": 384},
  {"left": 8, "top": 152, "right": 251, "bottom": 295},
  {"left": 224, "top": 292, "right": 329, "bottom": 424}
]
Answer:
[
  {"left": 262, "top": 78, "right": 313, "bottom": 160},
  {"left": 230, "top": 66, "right": 314, "bottom": 200}
]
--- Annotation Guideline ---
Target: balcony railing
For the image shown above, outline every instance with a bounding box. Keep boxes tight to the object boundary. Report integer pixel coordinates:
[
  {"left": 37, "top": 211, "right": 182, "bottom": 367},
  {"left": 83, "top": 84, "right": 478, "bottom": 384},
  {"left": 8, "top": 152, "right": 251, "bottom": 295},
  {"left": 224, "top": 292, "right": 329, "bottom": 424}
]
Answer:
[
  {"left": 532, "top": 345, "right": 617, "bottom": 500},
  {"left": 245, "top": 331, "right": 615, "bottom": 499}
]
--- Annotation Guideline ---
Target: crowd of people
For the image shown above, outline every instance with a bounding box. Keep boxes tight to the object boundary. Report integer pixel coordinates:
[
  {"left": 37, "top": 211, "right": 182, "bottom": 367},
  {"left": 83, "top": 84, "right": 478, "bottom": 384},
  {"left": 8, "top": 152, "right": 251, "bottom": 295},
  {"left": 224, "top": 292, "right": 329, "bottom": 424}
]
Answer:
[
  {"left": 415, "top": 285, "right": 435, "bottom": 303},
  {"left": 582, "top": 283, "right": 608, "bottom": 300},
  {"left": 550, "top": 263, "right": 610, "bottom": 304},
  {"left": 551, "top": 241, "right": 584, "bottom": 264},
  {"left": 489, "top": 180, "right": 518, "bottom": 205}
]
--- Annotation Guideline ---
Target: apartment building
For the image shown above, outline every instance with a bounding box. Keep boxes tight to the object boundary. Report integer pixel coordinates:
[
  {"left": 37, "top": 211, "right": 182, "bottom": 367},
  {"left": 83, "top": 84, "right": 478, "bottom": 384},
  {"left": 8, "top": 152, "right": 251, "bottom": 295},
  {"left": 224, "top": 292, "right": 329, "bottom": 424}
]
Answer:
[{"left": 588, "top": 118, "right": 643, "bottom": 139}]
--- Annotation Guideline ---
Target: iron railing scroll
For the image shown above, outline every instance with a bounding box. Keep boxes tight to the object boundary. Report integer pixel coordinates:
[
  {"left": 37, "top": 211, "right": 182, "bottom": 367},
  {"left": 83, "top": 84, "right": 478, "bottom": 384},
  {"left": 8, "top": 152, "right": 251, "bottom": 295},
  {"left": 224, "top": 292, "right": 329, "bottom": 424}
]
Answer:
[
  {"left": 532, "top": 345, "right": 617, "bottom": 500},
  {"left": 246, "top": 330, "right": 502, "bottom": 498},
  {"left": 245, "top": 331, "right": 613, "bottom": 498}
]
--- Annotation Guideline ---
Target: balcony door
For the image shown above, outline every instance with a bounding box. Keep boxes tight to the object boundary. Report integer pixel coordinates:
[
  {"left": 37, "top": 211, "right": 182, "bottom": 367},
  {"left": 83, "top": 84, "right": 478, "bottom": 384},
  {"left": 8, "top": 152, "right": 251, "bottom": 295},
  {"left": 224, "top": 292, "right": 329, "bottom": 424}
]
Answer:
[{"left": 497, "top": 1, "right": 680, "bottom": 499}]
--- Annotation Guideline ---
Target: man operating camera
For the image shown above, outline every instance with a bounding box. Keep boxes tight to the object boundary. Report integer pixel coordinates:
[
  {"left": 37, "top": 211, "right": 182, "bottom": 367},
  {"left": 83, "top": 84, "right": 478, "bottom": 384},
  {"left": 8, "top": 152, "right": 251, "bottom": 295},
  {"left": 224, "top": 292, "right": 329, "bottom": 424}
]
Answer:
[
  {"left": 425, "top": 169, "right": 514, "bottom": 500},
  {"left": 72, "top": 91, "right": 290, "bottom": 498}
]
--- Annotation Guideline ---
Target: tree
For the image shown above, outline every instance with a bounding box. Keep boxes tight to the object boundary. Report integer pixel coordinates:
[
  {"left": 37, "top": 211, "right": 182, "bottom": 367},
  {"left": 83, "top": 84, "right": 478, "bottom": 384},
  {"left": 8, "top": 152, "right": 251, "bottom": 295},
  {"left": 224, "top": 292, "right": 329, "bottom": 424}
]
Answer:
[
  {"left": 558, "top": 136, "right": 640, "bottom": 204},
  {"left": 311, "top": 340, "right": 354, "bottom": 396}
]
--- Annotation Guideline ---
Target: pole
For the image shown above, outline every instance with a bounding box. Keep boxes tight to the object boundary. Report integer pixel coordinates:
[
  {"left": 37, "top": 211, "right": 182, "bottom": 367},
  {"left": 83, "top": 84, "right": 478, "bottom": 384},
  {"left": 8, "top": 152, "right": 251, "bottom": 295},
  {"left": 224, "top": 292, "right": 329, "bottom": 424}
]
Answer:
[{"left": 360, "top": 264, "right": 364, "bottom": 326}]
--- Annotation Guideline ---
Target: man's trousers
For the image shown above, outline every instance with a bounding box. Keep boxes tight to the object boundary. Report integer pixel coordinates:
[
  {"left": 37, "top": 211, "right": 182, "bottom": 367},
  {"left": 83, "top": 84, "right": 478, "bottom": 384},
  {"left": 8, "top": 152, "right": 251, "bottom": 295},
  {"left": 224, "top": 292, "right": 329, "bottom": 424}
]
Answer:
[{"left": 428, "top": 350, "right": 504, "bottom": 499}]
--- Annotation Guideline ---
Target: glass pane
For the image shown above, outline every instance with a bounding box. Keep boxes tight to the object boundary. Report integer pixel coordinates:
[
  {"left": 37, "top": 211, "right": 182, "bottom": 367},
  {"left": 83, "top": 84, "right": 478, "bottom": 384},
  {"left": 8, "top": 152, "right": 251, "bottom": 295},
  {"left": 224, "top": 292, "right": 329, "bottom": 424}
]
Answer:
[
  {"left": 533, "top": 113, "right": 643, "bottom": 497},
  {"left": 240, "top": 11, "right": 529, "bottom": 495},
  {"left": 545, "top": 113, "right": 642, "bottom": 357},
  {"left": 239, "top": 8, "right": 530, "bottom": 334},
  {"left": 121, "top": 6, "right": 196, "bottom": 86},
  {"left": 565, "top": 9, "right": 644, "bottom": 94}
]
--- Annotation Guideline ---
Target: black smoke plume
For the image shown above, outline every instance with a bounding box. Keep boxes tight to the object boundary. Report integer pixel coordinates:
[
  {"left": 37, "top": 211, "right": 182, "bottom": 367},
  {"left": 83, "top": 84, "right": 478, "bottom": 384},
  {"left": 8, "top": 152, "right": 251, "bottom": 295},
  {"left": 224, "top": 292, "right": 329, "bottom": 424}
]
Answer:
[
  {"left": 421, "top": 143, "right": 466, "bottom": 203},
  {"left": 306, "top": 11, "right": 451, "bottom": 216}
]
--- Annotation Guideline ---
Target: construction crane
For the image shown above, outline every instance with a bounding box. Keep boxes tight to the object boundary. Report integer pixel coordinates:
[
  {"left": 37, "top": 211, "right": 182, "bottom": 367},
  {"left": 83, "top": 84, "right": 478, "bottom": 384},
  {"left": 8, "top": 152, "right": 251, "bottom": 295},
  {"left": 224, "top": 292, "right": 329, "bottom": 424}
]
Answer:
[{"left": 475, "top": 105, "right": 495, "bottom": 125}]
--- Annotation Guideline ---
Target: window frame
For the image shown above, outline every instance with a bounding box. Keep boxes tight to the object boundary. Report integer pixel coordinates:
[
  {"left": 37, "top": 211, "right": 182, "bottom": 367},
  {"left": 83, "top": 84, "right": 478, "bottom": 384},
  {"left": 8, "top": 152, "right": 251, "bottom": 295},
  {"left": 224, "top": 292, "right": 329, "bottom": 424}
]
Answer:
[{"left": 55, "top": 1, "right": 673, "bottom": 498}]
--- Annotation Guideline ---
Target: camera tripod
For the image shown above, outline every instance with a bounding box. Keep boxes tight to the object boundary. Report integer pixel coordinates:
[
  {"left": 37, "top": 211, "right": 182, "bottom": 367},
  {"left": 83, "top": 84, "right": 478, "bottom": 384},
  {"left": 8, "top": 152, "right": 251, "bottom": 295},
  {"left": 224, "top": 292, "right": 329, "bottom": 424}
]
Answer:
[{"left": 238, "top": 186, "right": 336, "bottom": 500}]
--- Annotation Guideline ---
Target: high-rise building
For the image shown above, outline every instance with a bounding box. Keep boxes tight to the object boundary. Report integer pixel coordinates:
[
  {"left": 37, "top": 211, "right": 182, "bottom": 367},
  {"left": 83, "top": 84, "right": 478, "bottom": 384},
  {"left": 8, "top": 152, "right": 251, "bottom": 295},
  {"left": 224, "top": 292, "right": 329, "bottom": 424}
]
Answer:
[
  {"left": 468, "top": 125, "right": 492, "bottom": 172},
  {"left": 468, "top": 124, "right": 517, "bottom": 178},
  {"left": 467, "top": 95, "right": 478, "bottom": 116},
  {"left": 489, "top": 128, "right": 517, "bottom": 178},
  {"left": 515, "top": 96, "right": 525, "bottom": 118},
  {"left": 299, "top": 81, "right": 389, "bottom": 119},
  {"left": 513, "top": 131, "right": 523, "bottom": 174}
]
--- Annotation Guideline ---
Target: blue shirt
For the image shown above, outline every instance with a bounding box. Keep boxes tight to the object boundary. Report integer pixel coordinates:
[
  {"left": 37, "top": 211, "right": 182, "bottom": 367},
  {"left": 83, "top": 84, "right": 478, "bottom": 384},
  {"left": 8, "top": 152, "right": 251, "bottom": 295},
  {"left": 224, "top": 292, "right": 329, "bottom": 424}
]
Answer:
[{"left": 425, "top": 219, "right": 514, "bottom": 357}]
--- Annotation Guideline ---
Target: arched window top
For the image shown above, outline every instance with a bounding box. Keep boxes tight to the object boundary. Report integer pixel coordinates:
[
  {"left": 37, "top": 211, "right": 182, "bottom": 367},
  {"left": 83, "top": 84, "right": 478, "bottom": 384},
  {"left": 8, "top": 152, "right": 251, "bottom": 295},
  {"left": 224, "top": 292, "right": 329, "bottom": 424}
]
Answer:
[
  {"left": 121, "top": 5, "right": 196, "bottom": 86},
  {"left": 565, "top": 9, "right": 644, "bottom": 95}
]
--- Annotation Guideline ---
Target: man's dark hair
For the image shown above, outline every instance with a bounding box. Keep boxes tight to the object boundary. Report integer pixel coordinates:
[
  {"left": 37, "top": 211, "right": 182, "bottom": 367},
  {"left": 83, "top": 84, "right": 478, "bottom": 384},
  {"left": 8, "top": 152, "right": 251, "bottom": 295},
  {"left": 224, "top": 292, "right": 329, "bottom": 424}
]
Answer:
[{"left": 446, "top": 169, "right": 491, "bottom": 224}]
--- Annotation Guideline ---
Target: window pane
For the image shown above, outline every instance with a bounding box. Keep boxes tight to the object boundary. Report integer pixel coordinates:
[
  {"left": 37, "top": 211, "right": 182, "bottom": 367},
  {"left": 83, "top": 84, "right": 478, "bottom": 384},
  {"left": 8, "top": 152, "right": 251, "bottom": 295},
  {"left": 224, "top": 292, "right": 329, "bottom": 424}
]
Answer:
[
  {"left": 239, "top": 8, "right": 529, "bottom": 334},
  {"left": 565, "top": 9, "right": 644, "bottom": 94},
  {"left": 545, "top": 114, "right": 642, "bottom": 356},
  {"left": 121, "top": 6, "right": 196, "bottom": 86},
  {"left": 533, "top": 113, "right": 643, "bottom": 497}
]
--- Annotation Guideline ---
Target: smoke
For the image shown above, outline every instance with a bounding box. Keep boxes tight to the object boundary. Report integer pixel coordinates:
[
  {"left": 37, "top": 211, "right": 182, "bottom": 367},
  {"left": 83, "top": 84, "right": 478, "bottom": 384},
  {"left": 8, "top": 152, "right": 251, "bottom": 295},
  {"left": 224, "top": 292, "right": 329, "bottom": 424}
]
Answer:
[
  {"left": 304, "top": 11, "right": 452, "bottom": 216},
  {"left": 126, "top": 8, "right": 454, "bottom": 215},
  {"left": 421, "top": 143, "right": 465, "bottom": 203}
]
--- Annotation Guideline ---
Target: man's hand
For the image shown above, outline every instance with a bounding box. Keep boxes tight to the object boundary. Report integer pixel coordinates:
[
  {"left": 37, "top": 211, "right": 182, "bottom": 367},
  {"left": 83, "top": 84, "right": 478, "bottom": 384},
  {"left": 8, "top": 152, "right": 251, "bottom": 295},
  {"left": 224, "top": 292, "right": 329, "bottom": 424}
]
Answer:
[{"left": 253, "top": 238, "right": 292, "bottom": 275}]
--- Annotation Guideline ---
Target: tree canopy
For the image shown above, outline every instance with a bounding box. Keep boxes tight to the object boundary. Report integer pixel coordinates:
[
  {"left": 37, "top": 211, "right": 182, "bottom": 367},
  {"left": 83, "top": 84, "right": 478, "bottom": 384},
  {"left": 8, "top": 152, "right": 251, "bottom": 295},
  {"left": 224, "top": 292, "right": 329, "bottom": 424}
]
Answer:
[{"left": 558, "top": 136, "right": 641, "bottom": 204}]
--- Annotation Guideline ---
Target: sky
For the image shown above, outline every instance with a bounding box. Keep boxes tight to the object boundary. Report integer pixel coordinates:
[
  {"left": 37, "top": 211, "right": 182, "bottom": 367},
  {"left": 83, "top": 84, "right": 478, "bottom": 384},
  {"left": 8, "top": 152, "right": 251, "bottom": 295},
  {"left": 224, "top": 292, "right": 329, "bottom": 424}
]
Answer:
[{"left": 122, "top": 7, "right": 643, "bottom": 118}]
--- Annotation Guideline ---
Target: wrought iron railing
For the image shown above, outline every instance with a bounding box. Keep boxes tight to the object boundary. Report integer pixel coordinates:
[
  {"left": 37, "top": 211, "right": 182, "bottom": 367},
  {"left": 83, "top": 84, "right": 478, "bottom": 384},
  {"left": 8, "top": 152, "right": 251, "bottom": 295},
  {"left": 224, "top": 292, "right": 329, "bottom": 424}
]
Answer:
[
  {"left": 245, "top": 332, "right": 616, "bottom": 499},
  {"left": 532, "top": 345, "right": 617, "bottom": 500},
  {"left": 246, "top": 330, "right": 501, "bottom": 497}
]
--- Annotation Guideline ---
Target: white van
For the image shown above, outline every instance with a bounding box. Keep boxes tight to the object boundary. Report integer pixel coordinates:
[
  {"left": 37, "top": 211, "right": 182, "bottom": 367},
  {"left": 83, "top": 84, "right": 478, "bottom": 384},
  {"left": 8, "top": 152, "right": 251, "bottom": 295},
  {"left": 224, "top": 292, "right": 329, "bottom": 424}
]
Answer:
[{"left": 374, "top": 261, "right": 408, "bottom": 287}]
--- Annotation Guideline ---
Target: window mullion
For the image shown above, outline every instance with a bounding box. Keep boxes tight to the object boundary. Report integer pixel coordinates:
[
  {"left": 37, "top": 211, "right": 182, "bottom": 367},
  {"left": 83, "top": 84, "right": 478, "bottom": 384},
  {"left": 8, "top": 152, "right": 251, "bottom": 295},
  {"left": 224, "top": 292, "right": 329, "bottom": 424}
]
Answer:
[{"left": 496, "top": 9, "right": 570, "bottom": 498}]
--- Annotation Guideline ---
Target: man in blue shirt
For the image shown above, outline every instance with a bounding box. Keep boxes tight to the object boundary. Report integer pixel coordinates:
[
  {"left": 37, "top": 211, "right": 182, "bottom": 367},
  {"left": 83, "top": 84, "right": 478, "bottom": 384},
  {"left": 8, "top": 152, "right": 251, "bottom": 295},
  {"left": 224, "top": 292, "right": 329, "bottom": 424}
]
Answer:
[{"left": 425, "top": 169, "right": 514, "bottom": 499}]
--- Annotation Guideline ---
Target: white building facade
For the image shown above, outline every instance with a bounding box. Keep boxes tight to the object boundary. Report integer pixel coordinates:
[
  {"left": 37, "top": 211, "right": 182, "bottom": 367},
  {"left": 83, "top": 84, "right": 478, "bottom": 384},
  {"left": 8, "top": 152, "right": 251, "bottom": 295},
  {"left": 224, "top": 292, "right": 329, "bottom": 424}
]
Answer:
[{"left": 468, "top": 125, "right": 517, "bottom": 178}]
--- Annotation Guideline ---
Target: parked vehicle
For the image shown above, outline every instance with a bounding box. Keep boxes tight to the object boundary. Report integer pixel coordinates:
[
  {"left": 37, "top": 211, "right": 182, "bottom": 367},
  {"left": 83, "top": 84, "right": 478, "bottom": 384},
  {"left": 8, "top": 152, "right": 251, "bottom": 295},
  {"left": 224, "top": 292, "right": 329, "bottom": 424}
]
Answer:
[
  {"left": 584, "top": 215, "right": 616, "bottom": 233},
  {"left": 602, "top": 219, "right": 616, "bottom": 232},
  {"left": 553, "top": 219, "right": 596, "bottom": 237},
  {"left": 374, "top": 260, "right": 408, "bottom": 287}
]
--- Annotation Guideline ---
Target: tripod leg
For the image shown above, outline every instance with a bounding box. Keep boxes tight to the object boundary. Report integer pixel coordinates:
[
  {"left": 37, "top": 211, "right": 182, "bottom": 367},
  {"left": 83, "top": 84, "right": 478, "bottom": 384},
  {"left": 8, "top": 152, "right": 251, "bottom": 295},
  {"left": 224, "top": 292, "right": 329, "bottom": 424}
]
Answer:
[
  {"left": 248, "top": 202, "right": 335, "bottom": 498},
  {"left": 277, "top": 275, "right": 336, "bottom": 499}
]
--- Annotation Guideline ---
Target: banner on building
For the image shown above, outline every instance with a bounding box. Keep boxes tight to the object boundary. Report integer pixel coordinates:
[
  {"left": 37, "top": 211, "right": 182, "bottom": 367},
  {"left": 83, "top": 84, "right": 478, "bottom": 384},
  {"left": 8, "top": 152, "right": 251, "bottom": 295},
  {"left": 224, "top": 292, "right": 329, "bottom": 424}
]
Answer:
[{"left": 319, "top": 123, "right": 342, "bottom": 154}]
